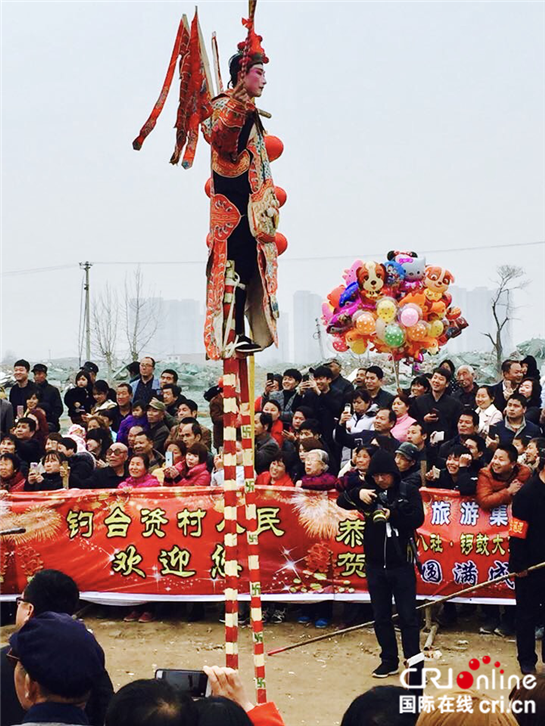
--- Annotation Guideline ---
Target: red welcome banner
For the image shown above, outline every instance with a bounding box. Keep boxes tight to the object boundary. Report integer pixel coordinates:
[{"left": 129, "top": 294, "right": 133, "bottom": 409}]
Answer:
[
  {"left": 417, "top": 488, "right": 514, "bottom": 604},
  {"left": 0, "top": 487, "right": 514, "bottom": 603}
]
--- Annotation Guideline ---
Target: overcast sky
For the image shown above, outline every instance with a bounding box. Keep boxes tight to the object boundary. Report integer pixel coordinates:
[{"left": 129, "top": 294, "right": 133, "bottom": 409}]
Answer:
[{"left": 2, "top": 0, "right": 544, "bottom": 361}]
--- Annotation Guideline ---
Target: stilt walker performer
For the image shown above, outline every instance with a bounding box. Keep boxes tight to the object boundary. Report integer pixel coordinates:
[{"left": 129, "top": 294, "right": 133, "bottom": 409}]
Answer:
[{"left": 132, "top": 1, "right": 286, "bottom": 703}]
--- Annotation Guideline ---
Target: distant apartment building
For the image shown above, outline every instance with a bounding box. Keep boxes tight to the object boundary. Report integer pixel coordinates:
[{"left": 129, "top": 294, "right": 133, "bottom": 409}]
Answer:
[
  {"left": 143, "top": 298, "right": 205, "bottom": 357},
  {"left": 257, "top": 311, "right": 291, "bottom": 364},
  {"left": 292, "top": 290, "right": 323, "bottom": 363}
]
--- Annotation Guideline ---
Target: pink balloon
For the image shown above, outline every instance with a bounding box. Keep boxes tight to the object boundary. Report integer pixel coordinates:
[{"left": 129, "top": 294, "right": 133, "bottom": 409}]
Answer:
[
  {"left": 322, "top": 302, "right": 334, "bottom": 323},
  {"left": 342, "top": 260, "right": 364, "bottom": 286},
  {"left": 400, "top": 306, "right": 420, "bottom": 327}
]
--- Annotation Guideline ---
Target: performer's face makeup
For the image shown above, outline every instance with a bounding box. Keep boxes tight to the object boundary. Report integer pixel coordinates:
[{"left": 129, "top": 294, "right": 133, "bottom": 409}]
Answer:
[{"left": 244, "top": 64, "right": 266, "bottom": 97}]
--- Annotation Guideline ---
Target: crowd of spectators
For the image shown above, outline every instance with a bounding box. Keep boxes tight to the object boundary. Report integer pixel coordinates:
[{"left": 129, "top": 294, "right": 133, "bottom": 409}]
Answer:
[
  {"left": 2, "top": 353, "right": 545, "bottom": 693},
  {"left": 2, "top": 355, "right": 543, "bottom": 503}
]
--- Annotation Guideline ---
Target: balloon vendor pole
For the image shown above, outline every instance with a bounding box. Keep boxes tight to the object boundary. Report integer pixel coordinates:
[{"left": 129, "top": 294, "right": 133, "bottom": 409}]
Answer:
[{"left": 393, "top": 358, "right": 401, "bottom": 392}]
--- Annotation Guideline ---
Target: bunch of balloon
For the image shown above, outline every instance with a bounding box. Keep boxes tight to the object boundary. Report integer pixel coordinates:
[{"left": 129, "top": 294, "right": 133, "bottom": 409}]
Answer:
[
  {"left": 205, "top": 135, "right": 288, "bottom": 257},
  {"left": 322, "top": 251, "right": 468, "bottom": 382}
]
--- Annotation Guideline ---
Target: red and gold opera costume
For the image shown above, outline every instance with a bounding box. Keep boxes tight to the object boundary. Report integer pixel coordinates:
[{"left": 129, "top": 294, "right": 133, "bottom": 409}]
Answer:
[{"left": 202, "top": 89, "right": 279, "bottom": 359}]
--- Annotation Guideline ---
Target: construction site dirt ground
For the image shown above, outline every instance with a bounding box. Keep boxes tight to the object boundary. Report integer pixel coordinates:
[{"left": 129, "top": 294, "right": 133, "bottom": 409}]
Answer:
[{"left": 0, "top": 604, "right": 528, "bottom": 725}]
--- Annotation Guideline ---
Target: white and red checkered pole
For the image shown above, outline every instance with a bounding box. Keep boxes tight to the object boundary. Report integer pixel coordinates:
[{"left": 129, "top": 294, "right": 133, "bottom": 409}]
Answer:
[
  {"left": 221, "top": 262, "right": 240, "bottom": 668},
  {"left": 239, "top": 355, "right": 267, "bottom": 702}
]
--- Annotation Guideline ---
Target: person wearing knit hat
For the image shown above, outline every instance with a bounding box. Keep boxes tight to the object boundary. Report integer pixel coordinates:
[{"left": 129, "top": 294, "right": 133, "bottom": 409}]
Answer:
[
  {"left": 395, "top": 442, "right": 424, "bottom": 489},
  {"left": 8, "top": 611, "right": 106, "bottom": 726},
  {"left": 337, "top": 449, "right": 425, "bottom": 680}
]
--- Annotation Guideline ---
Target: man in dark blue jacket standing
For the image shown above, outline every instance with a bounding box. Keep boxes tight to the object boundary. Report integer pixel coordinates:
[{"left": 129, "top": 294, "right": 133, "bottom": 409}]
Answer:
[
  {"left": 509, "top": 453, "right": 545, "bottom": 675},
  {"left": 337, "top": 450, "right": 424, "bottom": 678}
]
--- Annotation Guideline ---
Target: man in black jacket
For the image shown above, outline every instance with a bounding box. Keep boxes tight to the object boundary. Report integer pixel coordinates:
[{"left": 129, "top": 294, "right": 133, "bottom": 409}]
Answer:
[
  {"left": 509, "top": 454, "right": 545, "bottom": 674},
  {"left": 490, "top": 359, "right": 524, "bottom": 412},
  {"left": 58, "top": 437, "right": 94, "bottom": 487},
  {"left": 337, "top": 450, "right": 424, "bottom": 678},
  {"left": 0, "top": 569, "right": 113, "bottom": 726},
  {"left": 325, "top": 358, "right": 354, "bottom": 402},
  {"left": 300, "top": 365, "right": 344, "bottom": 451},
  {"left": 336, "top": 408, "right": 400, "bottom": 452},
  {"left": 394, "top": 442, "right": 423, "bottom": 488},
  {"left": 438, "top": 409, "right": 484, "bottom": 461},
  {"left": 453, "top": 365, "right": 479, "bottom": 408},
  {"left": 9, "top": 359, "right": 36, "bottom": 416},
  {"left": 411, "top": 367, "right": 462, "bottom": 462},
  {"left": 146, "top": 399, "right": 170, "bottom": 454},
  {"left": 31, "top": 364, "right": 63, "bottom": 431},
  {"left": 14, "top": 418, "right": 42, "bottom": 464},
  {"left": 365, "top": 366, "right": 394, "bottom": 409},
  {"left": 75, "top": 444, "right": 129, "bottom": 489}
]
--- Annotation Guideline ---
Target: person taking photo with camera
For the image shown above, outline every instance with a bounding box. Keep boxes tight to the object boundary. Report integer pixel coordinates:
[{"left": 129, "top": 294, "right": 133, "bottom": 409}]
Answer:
[{"left": 337, "top": 450, "right": 424, "bottom": 679}]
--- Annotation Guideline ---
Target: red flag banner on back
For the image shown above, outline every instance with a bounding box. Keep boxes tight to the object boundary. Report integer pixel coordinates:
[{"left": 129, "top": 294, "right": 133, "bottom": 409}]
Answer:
[
  {"left": 176, "top": 10, "right": 213, "bottom": 168},
  {"left": 132, "top": 9, "right": 212, "bottom": 167},
  {"left": 132, "top": 15, "right": 189, "bottom": 151}
]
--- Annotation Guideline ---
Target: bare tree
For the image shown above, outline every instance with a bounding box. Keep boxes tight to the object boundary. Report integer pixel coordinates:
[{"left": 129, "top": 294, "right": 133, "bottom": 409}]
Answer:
[
  {"left": 92, "top": 284, "right": 119, "bottom": 382},
  {"left": 483, "top": 265, "right": 526, "bottom": 372},
  {"left": 123, "top": 267, "right": 161, "bottom": 361}
]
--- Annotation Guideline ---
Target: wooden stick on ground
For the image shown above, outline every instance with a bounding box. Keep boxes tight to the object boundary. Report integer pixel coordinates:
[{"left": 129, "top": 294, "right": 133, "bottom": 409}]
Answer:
[{"left": 267, "top": 560, "right": 545, "bottom": 656}]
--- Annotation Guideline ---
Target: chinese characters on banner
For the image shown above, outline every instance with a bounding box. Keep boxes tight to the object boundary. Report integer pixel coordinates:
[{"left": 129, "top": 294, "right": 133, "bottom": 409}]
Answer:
[{"left": 0, "top": 487, "right": 514, "bottom": 602}]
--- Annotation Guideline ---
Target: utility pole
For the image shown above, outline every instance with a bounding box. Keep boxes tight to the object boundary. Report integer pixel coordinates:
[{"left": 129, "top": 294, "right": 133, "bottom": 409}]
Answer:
[
  {"left": 79, "top": 262, "right": 93, "bottom": 361},
  {"left": 314, "top": 317, "right": 325, "bottom": 360}
]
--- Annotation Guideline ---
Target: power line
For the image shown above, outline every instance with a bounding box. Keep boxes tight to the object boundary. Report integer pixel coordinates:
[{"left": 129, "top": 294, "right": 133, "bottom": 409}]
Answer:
[
  {"left": 2, "top": 241, "right": 544, "bottom": 276},
  {"left": 2, "top": 263, "right": 78, "bottom": 277}
]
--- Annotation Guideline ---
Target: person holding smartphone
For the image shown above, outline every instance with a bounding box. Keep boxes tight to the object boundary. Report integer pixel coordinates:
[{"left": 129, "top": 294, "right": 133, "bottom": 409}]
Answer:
[{"left": 411, "top": 367, "right": 463, "bottom": 464}]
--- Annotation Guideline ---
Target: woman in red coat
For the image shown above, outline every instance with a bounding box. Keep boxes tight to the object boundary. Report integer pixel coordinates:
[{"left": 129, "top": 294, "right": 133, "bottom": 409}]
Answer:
[
  {"left": 262, "top": 400, "right": 284, "bottom": 448},
  {"left": 256, "top": 453, "right": 293, "bottom": 487},
  {"left": 178, "top": 443, "right": 211, "bottom": 487}
]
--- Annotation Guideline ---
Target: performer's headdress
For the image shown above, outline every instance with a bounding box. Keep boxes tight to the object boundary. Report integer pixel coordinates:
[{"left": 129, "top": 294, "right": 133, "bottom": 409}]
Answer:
[{"left": 228, "top": 14, "right": 269, "bottom": 86}]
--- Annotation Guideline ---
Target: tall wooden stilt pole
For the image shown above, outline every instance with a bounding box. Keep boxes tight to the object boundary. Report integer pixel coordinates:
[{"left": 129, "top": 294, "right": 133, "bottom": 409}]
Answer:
[{"left": 239, "top": 356, "right": 267, "bottom": 702}]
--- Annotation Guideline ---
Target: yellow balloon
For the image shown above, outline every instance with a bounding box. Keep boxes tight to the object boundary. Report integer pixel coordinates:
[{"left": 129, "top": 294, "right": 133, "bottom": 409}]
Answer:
[
  {"left": 376, "top": 298, "right": 397, "bottom": 323},
  {"left": 349, "top": 339, "right": 367, "bottom": 355},
  {"left": 429, "top": 320, "right": 444, "bottom": 338}
]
